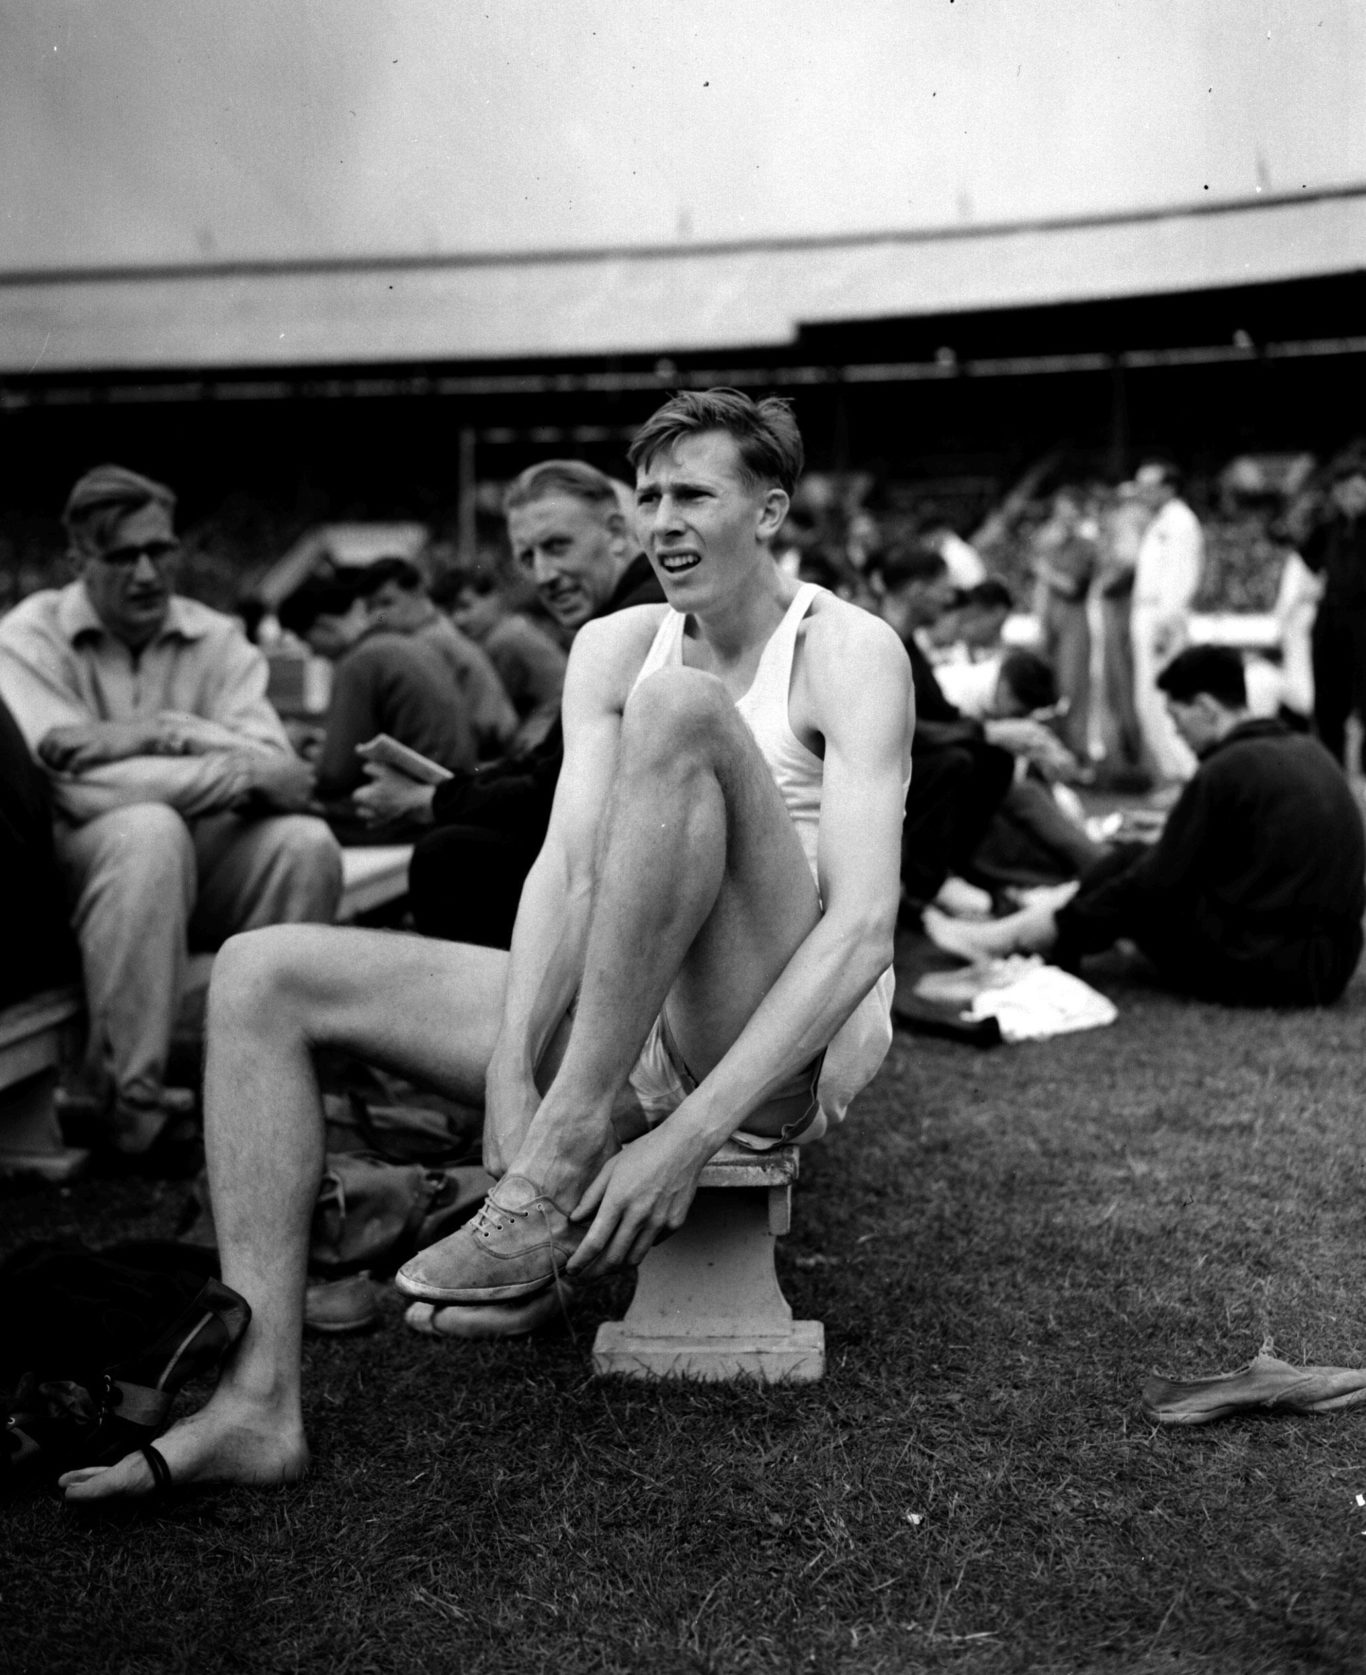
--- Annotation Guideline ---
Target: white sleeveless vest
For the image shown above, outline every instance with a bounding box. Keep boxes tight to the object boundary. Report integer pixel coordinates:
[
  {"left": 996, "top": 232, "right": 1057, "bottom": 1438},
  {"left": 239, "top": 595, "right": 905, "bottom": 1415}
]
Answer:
[{"left": 631, "top": 582, "right": 896, "bottom": 1126}]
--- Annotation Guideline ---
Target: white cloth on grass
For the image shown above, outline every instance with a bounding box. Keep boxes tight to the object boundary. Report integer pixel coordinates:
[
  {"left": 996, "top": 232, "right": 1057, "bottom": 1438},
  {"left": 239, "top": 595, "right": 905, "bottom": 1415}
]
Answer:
[{"left": 963, "top": 956, "right": 1117, "bottom": 1043}]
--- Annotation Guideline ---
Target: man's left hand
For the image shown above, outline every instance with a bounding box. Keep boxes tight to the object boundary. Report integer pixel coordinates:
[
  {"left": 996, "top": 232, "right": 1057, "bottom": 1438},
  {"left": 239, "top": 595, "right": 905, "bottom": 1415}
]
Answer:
[
  {"left": 352, "top": 761, "right": 436, "bottom": 827},
  {"left": 566, "top": 1122, "right": 708, "bottom": 1276}
]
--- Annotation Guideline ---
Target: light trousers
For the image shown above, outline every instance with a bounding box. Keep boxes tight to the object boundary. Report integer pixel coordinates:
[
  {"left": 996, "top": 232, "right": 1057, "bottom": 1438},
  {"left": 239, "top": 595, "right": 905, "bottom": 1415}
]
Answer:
[
  {"left": 55, "top": 803, "right": 342, "bottom": 1112},
  {"left": 1130, "top": 606, "right": 1196, "bottom": 783}
]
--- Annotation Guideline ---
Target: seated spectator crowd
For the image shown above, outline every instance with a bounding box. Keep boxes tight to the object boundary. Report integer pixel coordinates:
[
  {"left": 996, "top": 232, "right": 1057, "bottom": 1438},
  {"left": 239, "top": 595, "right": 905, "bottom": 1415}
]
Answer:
[{"left": 0, "top": 396, "right": 1361, "bottom": 1508}]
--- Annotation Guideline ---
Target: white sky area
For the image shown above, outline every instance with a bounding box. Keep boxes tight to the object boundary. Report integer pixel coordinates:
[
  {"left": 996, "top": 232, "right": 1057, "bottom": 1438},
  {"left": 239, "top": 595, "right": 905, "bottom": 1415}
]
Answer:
[{"left": 4, "top": 0, "right": 1364, "bottom": 270}]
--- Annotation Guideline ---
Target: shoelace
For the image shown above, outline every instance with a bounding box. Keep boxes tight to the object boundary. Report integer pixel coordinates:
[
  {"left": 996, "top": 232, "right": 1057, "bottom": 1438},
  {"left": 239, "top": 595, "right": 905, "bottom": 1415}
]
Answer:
[{"left": 472, "top": 1197, "right": 525, "bottom": 1241}]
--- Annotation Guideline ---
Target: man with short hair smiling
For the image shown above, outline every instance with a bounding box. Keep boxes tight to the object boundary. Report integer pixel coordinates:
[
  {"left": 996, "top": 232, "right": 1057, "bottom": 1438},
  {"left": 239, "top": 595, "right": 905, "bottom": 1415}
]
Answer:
[
  {"left": 502, "top": 460, "right": 648, "bottom": 631},
  {"left": 0, "top": 465, "right": 341, "bottom": 1160},
  {"left": 59, "top": 391, "right": 914, "bottom": 1501}
]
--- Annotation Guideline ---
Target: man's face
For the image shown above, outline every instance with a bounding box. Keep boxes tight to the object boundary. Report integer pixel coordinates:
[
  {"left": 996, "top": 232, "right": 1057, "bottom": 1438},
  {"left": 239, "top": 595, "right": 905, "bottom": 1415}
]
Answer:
[
  {"left": 634, "top": 431, "right": 786, "bottom": 609},
  {"left": 1332, "top": 473, "right": 1366, "bottom": 519},
  {"left": 364, "top": 580, "right": 428, "bottom": 634},
  {"left": 506, "top": 493, "right": 625, "bottom": 632},
  {"left": 1135, "top": 469, "right": 1173, "bottom": 512},
  {"left": 450, "top": 585, "right": 501, "bottom": 639},
  {"left": 304, "top": 600, "right": 369, "bottom": 660},
  {"left": 958, "top": 603, "right": 1008, "bottom": 650},
  {"left": 880, "top": 572, "right": 953, "bottom": 639},
  {"left": 75, "top": 502, "right": 178, "bottom": 650},
  {"left": 1165, "top": 694, "right": 1220, "bottom": 756}
]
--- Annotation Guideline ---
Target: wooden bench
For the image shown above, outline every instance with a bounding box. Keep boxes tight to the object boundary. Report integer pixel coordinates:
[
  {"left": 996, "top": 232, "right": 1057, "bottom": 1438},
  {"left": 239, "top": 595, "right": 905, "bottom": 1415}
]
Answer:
[
  {"left": 592, "top": 1141, "right": 824, "bottom": 1383},
  {"left": 336, "top": 844, "right": 413, "bottom": 921},
  {"left": 0, "top": 986, "right": 88, "bottom": 1182}
]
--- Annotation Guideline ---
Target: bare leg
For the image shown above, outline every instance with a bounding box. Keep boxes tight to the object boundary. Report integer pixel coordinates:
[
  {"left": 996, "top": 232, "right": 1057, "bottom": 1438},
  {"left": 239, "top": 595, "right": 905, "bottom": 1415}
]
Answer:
[
  {"left": 513, "top": 668, "right": 821, "bottom": 1205},
  {"left": 60, "top": 925, "right": 508, "bottom": 1500}
]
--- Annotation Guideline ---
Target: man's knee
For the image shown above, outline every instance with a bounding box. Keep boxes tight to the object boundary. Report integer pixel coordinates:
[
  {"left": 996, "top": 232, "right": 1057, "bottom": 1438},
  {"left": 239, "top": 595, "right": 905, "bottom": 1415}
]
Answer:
[
  {"left": 67, "top": 802, "right": 195, "bottom": 904},
  {"left": 249, "top": 815, "right": 343, "bottom": 921},
  {"left": 620, "top": 667, "right": 736, "bottom": 772},
  {"left": 209, "top": 923, "right": 322, "bottom": 1035},
  {"left": 209, "top": 922, "right": 381, "bottom": 1045}
]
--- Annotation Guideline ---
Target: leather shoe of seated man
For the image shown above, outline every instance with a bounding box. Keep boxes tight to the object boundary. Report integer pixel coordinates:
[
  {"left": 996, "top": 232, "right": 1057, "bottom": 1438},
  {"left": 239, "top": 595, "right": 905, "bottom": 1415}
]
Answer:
[
  {"left": 103, "top": 1089, "right": 204, "bottom": 1180},
  {"left": 395, "top": 1174, "right": 583, "bottom": 1305}
]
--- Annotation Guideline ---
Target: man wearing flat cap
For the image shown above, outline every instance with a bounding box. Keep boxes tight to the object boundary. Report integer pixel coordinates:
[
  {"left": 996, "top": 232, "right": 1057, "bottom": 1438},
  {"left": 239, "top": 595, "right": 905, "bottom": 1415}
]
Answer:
[{"left": 0, "top": 465, "right": 342, "bottom": 1160}]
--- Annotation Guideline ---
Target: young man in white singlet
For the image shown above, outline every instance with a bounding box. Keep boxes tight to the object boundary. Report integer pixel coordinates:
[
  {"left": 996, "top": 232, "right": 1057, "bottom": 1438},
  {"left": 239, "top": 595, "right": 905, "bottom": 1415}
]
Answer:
[{"left": 60, "top": 390, "right": 914, "bottom": 1503}]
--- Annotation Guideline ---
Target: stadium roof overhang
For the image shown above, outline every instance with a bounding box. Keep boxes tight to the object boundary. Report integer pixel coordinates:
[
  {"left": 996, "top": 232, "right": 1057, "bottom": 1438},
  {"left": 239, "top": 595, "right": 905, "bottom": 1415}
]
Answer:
[{"left": 3, "top": 186, "right": 1365, "bottom": 387}]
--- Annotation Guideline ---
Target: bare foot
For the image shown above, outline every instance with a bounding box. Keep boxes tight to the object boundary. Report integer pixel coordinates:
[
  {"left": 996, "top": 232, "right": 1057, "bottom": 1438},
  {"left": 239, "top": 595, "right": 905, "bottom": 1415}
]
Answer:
[
  {"left": 923, "top": 906, "right": 1011, "bottom": 963},
  {"left": 931, "top": 875, "right": 994, "bottom": 919},
  {"left": 1007, "top": 879, "right": 1081, "bottom": 916},
  {"left": 58, "top": 1391, "right": 309, "bottom": 1503},
  {"left": 403, "top": 1282, "right": 574, "bottom": 1340}
]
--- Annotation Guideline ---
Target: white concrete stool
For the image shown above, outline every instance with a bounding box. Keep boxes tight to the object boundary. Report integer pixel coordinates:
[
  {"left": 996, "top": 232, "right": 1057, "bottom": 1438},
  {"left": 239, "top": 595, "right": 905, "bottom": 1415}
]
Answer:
[{"left": 592, "top": 1140, "right": 824, "bottom": 1383}]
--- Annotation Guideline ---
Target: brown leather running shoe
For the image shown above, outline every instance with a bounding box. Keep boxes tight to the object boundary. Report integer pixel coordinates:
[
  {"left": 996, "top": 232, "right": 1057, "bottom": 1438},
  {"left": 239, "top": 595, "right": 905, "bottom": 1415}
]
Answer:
[{"left": 394, "top": 1174, "right": 582, "bottom": 1304}]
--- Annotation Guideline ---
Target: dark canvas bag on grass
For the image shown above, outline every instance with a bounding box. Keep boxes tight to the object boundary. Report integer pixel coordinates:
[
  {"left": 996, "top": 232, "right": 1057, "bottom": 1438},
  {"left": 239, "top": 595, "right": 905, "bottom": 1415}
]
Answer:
[
  {"left": 0, "top": 1243, "right": 250, "bottom": 1491},
  {"left": 185, "top": 1149, "right": 487, "bottom": 1278}
]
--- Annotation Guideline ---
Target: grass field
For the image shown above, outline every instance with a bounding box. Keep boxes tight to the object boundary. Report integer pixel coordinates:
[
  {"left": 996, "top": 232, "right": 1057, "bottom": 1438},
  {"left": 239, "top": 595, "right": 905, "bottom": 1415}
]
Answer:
[{"left": 3, "top": 943, "right": 1365, "bottom": 1675}]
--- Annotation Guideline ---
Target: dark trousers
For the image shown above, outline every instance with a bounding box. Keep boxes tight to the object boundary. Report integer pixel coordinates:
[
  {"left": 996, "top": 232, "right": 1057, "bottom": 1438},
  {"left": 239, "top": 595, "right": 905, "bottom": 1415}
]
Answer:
[
  {"left": 901, "top": 741, "right": 1014, "bottom": 905},
  {"left": 1098, "top": 594, "right": 1144, "bottom": 774},
  {"left": 1054, "top": 845, "right": 1362, "bottom": 1006},
  {"left": 971, "top": 778, "right": 1108, "bottom": 890},
  {"left": 1311, "top": 606, "right": 1366, "bottom": 771},
  {"left": 408, "top": 825, "right": 538, "bottom": 950},
  {"left": 1038, "top": 591, "right": 1092, "bottom": 760},
  {"left": 0, "top": 696, "right": 79, "bottom": 1007}
]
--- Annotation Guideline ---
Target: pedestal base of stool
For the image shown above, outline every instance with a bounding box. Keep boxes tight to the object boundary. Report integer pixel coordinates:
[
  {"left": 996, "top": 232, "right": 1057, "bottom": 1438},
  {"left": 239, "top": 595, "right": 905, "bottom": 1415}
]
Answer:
[
  {"left": 593, "top": 1319, "right": 824, "bottom": 1382},
  {"left": 591, "top": 1141, "right": 824, "bottom": 1384}
]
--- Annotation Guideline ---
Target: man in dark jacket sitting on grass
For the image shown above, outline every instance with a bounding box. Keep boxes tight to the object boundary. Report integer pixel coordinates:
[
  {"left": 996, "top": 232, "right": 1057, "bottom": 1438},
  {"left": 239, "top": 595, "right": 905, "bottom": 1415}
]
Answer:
[{"left": 926, "top": 644, "right": 1365, "bottom": 1006}]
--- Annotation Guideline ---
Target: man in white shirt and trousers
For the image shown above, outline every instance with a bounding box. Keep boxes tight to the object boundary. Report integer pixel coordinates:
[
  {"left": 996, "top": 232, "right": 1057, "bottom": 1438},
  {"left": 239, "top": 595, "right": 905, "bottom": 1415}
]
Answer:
[{"left": 1129, "top": 460, "right": 1204, "bottom": 787}]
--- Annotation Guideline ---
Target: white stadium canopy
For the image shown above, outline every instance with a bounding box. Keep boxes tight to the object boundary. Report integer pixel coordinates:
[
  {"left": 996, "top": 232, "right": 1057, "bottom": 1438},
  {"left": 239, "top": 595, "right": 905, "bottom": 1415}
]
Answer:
[{"left": 4, "top": 188, "right": 1365, "bottom": 377}]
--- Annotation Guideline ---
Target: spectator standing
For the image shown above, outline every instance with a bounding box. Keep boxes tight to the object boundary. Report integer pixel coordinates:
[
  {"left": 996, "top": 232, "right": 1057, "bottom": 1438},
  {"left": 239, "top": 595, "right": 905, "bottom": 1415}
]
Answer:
[
  {"left": 1031, "top": 487, "right": 1098, "bottom": 761},
  {"left": 0, "top": 465, "right": 340, "bottom": 1159},
  {"left": 1130, "top": 461, "right": 1204, "bottom": 786},
  {"left": 1300, "top": 457, "right": 1366, "bottom": 772},
  {"left": 1095, "top": 481, "right": 1150, "bottom": 784},
  {"left": 1271, "top": 549, "right": 1322, "bottom": 724}
]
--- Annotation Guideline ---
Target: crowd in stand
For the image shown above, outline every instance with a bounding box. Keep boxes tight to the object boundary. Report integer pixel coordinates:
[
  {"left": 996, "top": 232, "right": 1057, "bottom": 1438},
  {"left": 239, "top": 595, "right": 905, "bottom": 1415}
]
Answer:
[{"left": 1, "top": 434, "right": 1364, "bottom": 1181}]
